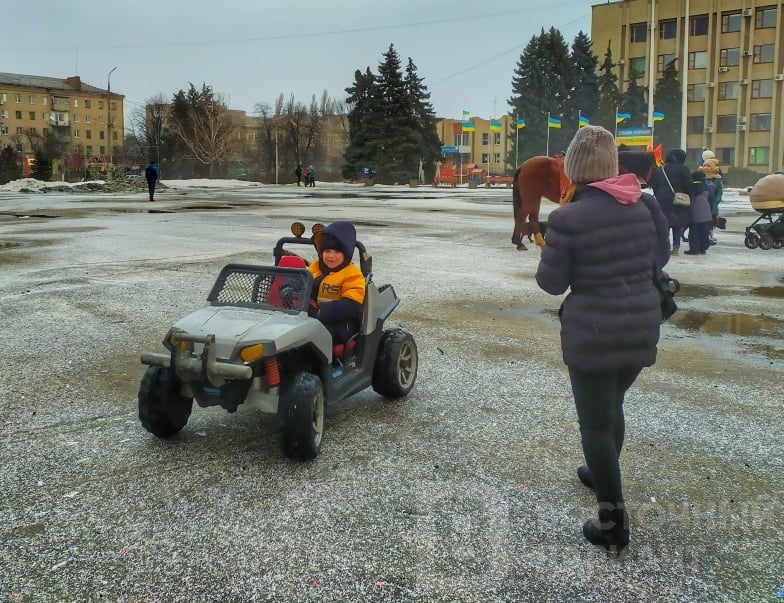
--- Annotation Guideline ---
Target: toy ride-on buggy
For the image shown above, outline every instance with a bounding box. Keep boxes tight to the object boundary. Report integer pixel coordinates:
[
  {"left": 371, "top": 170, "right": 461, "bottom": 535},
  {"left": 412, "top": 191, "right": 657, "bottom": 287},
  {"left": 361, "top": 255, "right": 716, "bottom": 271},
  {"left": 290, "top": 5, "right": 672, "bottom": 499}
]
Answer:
[{"left": 138, "top": 222, "right": 418, "bottom": 459}]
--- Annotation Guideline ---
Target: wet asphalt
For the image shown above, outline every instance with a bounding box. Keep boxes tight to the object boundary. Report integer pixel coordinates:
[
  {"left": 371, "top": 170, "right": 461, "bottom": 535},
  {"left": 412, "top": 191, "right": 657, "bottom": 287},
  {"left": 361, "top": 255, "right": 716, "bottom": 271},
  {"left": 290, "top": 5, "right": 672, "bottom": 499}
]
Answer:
[{"left": 0, "top": 182, "right": 782, "bottom": 602}]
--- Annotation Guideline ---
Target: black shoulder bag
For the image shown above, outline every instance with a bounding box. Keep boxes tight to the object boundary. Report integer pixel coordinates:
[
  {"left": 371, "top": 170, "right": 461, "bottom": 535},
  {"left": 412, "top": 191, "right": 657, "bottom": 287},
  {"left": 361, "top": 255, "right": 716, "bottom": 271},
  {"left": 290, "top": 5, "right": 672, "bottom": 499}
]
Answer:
[{"left": 654, "top": 267, "right": 680, "bottom": 321}]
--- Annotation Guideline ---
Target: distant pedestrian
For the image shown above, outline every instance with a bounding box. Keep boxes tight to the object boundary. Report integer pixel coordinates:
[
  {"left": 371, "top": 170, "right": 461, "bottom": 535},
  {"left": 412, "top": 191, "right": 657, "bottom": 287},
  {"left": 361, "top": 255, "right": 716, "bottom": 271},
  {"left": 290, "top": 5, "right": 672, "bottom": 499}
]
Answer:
[
  {"left": 684, "top": 171, "right": 713, "bottom": 255},
  {"left": 145, "top": 161, "right": 160, "bottom": 202},
  {"left": 699, "top": 149, "right": 724, "bottom": 241},
  {"left": 307, "top": 164, "right": 316, "bottom": 187},
  {"left": 295, "top": 163, "right": 303, "bottom": 186},
  {"left": 650, "top": 149, "right": 691, "bottom": 256}
]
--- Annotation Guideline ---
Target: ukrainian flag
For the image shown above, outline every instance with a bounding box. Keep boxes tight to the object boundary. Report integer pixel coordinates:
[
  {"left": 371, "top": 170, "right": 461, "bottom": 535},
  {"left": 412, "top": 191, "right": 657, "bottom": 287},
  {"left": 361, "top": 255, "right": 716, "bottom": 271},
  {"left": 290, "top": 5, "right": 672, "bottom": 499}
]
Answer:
[
  {"left": 578, "top": 115, "right": 590, "bottom": 127},
  {"left": 548, "top": 117, "right": 562, "bottom": 129},
  {"left": 462, "top": 121, "right": 475, "bottom": 132},
  {"left": 616, "top": 112, "right": 631, "bottom": 124},
  {"left": 490, "top": 120, "right": 502, "bottom": 132},
  {"left": 653, "top": 111, "right": 665, "bottom": 121},
  {"left": 516, "top": 118, "right": 526, "bottom": 129}
]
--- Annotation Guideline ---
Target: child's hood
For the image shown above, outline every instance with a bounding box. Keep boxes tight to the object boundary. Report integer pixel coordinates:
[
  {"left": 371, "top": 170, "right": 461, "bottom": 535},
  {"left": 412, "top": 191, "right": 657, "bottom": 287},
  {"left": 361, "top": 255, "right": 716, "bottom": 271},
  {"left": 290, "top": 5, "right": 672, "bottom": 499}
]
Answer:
[{"left": 317, "top": 221, "right": 356, "bottom": 272}]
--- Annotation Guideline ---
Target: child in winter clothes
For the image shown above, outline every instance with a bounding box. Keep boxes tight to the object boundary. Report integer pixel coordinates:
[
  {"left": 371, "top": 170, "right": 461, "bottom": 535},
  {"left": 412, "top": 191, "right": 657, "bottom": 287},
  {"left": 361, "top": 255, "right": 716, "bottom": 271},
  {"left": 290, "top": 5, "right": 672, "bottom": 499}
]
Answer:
[
  {"left": 684, "top": 171, "right": 713, "bottom": 255},
  {"left": 699, "top": 149, "right": 723, "bottom": 239},
  {"left": 308, "top": 221, "right": 366, "bottom": 344}
]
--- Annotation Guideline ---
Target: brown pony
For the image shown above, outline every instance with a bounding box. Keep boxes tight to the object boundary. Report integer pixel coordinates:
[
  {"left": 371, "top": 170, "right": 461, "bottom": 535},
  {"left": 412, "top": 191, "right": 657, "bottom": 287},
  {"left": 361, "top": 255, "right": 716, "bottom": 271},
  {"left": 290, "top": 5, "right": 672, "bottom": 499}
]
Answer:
[{"left": 511, "top": 155, "right": 572, "bottom": 250}]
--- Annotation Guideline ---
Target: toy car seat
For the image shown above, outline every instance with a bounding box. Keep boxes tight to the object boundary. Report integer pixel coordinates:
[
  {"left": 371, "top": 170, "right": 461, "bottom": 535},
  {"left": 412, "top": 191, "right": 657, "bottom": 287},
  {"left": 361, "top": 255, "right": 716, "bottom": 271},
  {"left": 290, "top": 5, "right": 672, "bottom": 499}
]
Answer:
[{"left": 269, "top": 255, "right": 308, "bottom": 309}]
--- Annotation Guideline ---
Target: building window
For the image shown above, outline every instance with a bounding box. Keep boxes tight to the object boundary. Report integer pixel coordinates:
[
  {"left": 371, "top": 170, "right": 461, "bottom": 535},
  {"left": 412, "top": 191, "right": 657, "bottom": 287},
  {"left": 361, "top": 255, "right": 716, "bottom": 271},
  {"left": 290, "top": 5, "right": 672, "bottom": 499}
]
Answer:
[
  {"left": 85, "top": 99, "right": 91, "bottom": 109},
  {"left": 0, "top": 125, "right": 7, "bottom": 135},
  {"left": 657, "top": 54, "right": 676, "bottom": 72},
  {"left": 100, "top": 130, "right": 105, "bottom": 140},
  {"left": 86, "top": 145, "right": 93, "bottom": 155},
  {"left": 719, "top": 48, "right": 740, "bottom": 67},
  {"left": 755, "top": 7, "right": 777, "bottom": 28},
  {"left": 753, "top": 44, "right": 775, "bottom": 63},
  {"left": 15, "top": 110, "right": 22, "bottom": 119},
  {"left": 29, "top": 127, "right": 36, "bottom": 135},
  {"left": 717, "top": 147, "right": 734, "bottom": 165},
  {"left": 100, "top": 146, "right": 106, "bottom": 155},
  {"left": 687, "top": 83, "right": 706, "bottom": 101},
  {"left": 630, "top": 56, "right": 647, "bottom": 75},
  {"left": 98, "top": 101, "right": 104, "bottom": 110},
  {"left": 0, "top": 109, "right": 7, "bottom": 118},
  {"left": 16, "top": 127, "right": 23, "bottom": 135},
  {"left": 73, "top": 99, "right": 79, "bottom": 108},
  {"left": 29, "top": 111, "right": 35, "bottom": 120},
  {"left": 73, "top": 129, "right": 80, "bottom": 138},
  {"left": 99, "top": 115, "right": 104, "bottom": 124},
  {"left": 718, "top": 81, "right": 738, "bottom": 99},
  {"left": 493, "top": 132, "right": 501, "bottom": 145},
  {"left": 42, "top": 112, "right": 48, "bottom": 121},
  {"left": 659, "top": 19, "right": 677, "bottom": 39},
  {"left": 41, "top": 96, "right": 48, "bottom": 105},
  {"left": 686, "top": 115, "right": 705, "bottom": 133},
  {"left": 716, "top": 114, "right": 737, "bottom": 132},
  {"left": 748, "top": 147, "right": 770, "bottom": 165},
  {"left": 73, "top": 114, "right": 79, "bottom": 123},
  {"left": 494, "top": 152, "right": 501, "bottom": 164},
  {"left": 630, "top": 22, "right": 647, "bottom": 43},
  {"left": 14, "top": 94, "right": 21, "bottom": 103},
  {"left": 111, "top": 102, "right": 117, "bottom": 110},
  {"left": 481, "top": 133, "right": 489, "bottom": 145},
  {"left": 688, "top": 50, "right": 708, "bottom": 69},
  {"left": 28, "top": 95, "right": 35, "bottom": 104},
  {"left": 481, "top": 153, "right": 489, "bottom": 164},
  {"left": 721, "top": 12, "right": 742, "bottom": 32},
  {"left": 112, "top": 131, "right": 118, "bottom": 141},
  {"left": 85, "top": 115, "right": 91, "bottom": 123},
  {"left": 690, "top": 14, "right": 709, "bottom": 35},
  {"left": 751, "top": 79, "right": 774, "bottom": 98},
  {"left": 750, "top": 113, "right": 771, "bottom": 131},
  {"left": 86, "top": 130, "right": 92, "bottom": 139}
]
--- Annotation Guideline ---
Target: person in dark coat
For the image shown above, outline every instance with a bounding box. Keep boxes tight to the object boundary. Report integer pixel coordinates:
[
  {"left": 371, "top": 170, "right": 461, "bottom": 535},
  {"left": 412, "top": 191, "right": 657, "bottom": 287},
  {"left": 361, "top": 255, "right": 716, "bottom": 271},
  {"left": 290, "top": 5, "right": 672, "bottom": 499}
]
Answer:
[
  {"left": 649, "top": 149, "right": 692, "bottom": 255},
  {"left": 144, "top": 161, "right": 160, "bottom": 202},
  {"left": 294, "top": 163, "right": 303, "bottom": 186},
  {"left": 684, "top": 171, "right": 713, "bottom": 255},
  {"left": 536, "top": 125, "right": 670, "bottom": 555}
]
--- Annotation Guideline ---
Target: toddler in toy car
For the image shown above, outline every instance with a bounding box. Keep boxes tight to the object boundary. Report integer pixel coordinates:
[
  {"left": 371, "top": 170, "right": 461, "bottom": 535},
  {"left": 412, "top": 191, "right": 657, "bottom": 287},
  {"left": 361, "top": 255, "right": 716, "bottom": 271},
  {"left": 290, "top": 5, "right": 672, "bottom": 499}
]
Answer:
[{"left": 308, "top": 221, "right": 366, "bottom": 344}]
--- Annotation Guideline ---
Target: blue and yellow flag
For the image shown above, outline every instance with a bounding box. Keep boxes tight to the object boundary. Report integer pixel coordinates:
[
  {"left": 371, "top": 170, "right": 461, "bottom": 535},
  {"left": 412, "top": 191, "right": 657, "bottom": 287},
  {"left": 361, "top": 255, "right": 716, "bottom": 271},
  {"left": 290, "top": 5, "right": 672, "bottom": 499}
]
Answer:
[
  {"left": 616, "top": 112, "right": 631, "bottom": 124},
  {"left": 578, "top": 115, "right": 590, "bottom": 127},
  {"left": 652, "top": 111, "right": 665, "bottom": 121},
  {"left": 490, "top": 120, "right": 502, "bottom": 132},
  {"left": 462, "top": 110, "right": 470, "bottom": 119},
  {"left": 548, "top": 117, "right": 562, "bottom": 129},
  {"left": 462, "top": 121, "right": 475, "bottom": 132},
  {"left": 516, "top": 118, "right": 526, "bottom": 129}
]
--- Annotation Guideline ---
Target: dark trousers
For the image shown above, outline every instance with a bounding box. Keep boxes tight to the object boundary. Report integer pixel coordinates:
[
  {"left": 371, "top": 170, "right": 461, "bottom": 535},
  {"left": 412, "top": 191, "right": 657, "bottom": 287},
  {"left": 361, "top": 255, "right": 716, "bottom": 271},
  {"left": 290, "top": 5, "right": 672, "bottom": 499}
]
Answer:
[
  {"left": 568, "top": 366, "right": 642, "bottom": 508},
  {"left": 688, "top": 221, "right": 711, "bottom": 253},
  {"left": 147, "top": 179, "right": 156, "bottom": 201},
  {"left": 670, "top": 225, "right": 683, "bottom": 249}
]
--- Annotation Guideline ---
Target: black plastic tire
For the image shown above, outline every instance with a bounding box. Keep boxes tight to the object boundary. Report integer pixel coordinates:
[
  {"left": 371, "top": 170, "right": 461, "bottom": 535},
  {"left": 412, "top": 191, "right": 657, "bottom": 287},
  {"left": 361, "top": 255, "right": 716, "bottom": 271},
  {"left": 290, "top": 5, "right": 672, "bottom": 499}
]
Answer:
[
  {"left": 372, "top": 329, "right": 418, "bottom": 399},
  {"left": 759, "top": 236, "right": 774, "bottom": 250},
  {"left": 744, "top": 234, "right": 759, "bottom": 249},
  {"left": 278, "top": 371, "right": 324, "bottom": 460},
  {"left": 138, "top": 366, "right": 193, "bottom": 437},
  {"left": 773, "top": 239, "right": 783, "bottom": 249}
]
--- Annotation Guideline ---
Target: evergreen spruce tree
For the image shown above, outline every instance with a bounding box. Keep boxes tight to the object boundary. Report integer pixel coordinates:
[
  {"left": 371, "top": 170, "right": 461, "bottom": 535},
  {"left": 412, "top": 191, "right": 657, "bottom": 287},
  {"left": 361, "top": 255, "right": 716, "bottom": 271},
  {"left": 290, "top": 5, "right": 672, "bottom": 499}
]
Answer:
[
  {"left": 404, "top": 57, "right": 441, "bottom": 182},
  {"left": 343, "top": 68, "right": 383, "bottom": 180},
  {"left": 652, "top": 58, "right": 682, "bottom": 152},
  {"left": 31, "top": 150, "right": 52, "bottom": 181},
  {"left": 621, "top": 68, "right": 648, "bottom": 128},
  {"left": 595, "top": 42, "right": 621, "bottom": 132},
  {"left": 570, "top": 32, "right": 600, "bottom": 129},
  {"left": 508, "top": 28, "right": 574, "bottom": 164}
]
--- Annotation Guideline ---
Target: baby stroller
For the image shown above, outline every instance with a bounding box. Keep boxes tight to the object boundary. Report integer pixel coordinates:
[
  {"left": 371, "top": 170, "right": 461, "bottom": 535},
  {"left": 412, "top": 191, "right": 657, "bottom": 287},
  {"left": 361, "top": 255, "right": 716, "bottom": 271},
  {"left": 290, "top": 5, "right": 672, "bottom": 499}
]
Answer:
[{"left": 744, "top": 173, "right": 784, "bottom": 250}]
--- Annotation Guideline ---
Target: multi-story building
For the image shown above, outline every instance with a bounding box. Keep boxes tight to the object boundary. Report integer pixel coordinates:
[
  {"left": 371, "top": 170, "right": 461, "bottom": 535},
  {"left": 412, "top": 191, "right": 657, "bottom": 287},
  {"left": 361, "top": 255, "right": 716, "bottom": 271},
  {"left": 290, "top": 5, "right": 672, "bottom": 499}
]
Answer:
[
  {"left": 592, "top": 0, "right": 783, "bottom": 172},
  {"left": 435, "top": 114, "right": 518, "bottom": 176},
  {"left": 0, "top": 72, "right": 125, "bottom": 177}
]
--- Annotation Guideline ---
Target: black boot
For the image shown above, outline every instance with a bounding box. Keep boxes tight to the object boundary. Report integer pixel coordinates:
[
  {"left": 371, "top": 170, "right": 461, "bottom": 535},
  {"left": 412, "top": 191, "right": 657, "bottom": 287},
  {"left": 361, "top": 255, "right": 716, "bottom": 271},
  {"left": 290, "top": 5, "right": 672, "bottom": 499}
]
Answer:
[
  {"left": 583, "top": 506, "right": 629, "bottom": 556},
  {"left": 577, "top": 465, "right": 594, "bottom": 490}
]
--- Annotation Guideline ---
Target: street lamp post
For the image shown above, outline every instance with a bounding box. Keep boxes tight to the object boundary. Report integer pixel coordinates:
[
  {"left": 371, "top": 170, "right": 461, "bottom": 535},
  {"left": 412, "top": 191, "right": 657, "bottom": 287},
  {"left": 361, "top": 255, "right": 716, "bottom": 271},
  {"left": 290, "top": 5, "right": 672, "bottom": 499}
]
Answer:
[{"left": 107, "top": 66, "right": 117, "bottom": 178}]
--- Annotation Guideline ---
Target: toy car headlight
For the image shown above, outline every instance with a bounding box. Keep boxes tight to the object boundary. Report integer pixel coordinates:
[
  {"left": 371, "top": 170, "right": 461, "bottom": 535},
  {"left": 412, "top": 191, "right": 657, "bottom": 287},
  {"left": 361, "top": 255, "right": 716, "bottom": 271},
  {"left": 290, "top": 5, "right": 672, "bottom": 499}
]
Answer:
[
  {"left": 164, "top": 329, "right": 185, "bottom": 351},
  {"left": 239, "top": 343, "right": 264, "bottom": 363},
  {"left": 312, "top": 223, "right": 324, "bottom": 235},
  {"left": 291, "top": 222, "right": 306, "bottom": 237}
]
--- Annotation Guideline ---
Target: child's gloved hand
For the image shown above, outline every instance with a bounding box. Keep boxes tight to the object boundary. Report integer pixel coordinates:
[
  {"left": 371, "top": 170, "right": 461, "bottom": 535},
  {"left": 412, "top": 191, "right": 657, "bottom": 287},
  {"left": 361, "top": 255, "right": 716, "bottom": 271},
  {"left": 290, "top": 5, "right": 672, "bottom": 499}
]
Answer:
[{"left": 308, "top": 300, "right": 319, "bottom": 318}]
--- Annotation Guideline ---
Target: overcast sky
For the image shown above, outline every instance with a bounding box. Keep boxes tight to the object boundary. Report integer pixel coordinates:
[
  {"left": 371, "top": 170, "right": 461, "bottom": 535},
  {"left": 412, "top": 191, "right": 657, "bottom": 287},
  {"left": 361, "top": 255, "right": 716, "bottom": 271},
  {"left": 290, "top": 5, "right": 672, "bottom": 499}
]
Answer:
[{"left": 5, "top": 0, "right": 592, "bottom": 121}]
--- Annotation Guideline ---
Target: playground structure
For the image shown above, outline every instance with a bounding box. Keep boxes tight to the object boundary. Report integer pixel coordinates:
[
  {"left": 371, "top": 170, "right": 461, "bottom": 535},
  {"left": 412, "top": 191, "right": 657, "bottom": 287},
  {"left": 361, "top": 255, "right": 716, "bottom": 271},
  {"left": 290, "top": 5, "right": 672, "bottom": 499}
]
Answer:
[{"left": 433, "top": 162, "right": 485, "bottom": 187}]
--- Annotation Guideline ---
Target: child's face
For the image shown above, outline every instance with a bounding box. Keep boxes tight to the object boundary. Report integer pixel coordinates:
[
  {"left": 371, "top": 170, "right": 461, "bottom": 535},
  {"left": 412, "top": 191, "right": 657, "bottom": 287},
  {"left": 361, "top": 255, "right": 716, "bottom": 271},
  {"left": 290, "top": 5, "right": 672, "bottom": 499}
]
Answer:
[{"left": 322, "top": 248, "right": 344, "bottom": 269}]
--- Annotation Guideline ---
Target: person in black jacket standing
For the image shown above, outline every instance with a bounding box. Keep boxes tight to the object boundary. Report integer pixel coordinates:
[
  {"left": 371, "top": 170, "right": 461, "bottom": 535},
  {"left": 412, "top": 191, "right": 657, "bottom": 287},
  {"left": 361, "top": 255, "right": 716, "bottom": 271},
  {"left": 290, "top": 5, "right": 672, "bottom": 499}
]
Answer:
[
  {"left": 650, "top": 149, "right": 692, "bottom": 255},
  {"left": 536, "top": 126, "right": 670, "bottom": 555}
]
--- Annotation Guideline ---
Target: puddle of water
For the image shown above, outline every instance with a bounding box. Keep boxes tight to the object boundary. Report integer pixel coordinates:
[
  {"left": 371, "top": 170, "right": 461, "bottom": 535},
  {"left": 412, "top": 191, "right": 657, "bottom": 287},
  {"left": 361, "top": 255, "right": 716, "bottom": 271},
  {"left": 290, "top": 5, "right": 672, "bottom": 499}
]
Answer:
[
  {"left": 110, "top": 208, "right": 174, "bottom": 214},
  {"left": 749, "top": 286, "right": 784, "bottom": 299},
  {"left": 677, "top": 284, "right": 727, "bottom": 297},
  {"left": 670, "top": 308, "right": 784, "bottom": 338},
  {"left": 0, "top": 241, "right": 22, "bottom": 250}
]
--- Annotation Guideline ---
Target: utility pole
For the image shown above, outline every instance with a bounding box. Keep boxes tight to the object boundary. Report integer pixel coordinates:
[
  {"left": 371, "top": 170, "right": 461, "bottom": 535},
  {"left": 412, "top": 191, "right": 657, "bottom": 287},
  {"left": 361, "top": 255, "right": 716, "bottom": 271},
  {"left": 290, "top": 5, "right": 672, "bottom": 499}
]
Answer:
[{"left": 106, "top": 66, "right": 117, "bottom": 180}]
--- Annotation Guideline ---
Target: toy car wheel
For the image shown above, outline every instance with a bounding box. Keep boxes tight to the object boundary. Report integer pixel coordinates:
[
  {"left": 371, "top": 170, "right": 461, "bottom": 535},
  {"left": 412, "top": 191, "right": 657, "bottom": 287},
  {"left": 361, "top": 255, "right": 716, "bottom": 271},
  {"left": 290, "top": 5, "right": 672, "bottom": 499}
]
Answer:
[
  {"left": 138, "top": 366, "right": 193, "bottom": 437},
  {"left": 744, "top": 234, "right": 759, "bottom": 249},
  {"left": 278, "top": 371, "right": 324, "bottom": 460},
  {"left": 759, "top": 236, "right": 774, "bottom": 250},
  {"left": 372, "top": 329, "right": 418, "bottom": 399}
]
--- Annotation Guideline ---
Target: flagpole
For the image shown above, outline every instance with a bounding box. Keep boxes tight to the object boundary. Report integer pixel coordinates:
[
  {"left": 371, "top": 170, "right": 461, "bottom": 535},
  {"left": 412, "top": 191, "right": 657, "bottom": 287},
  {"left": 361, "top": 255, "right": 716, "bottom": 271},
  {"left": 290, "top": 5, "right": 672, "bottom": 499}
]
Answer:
[
  {"left": 578, "top": 109, "right": 581, "bottom": 133},
  {"left": 546, "top": 111, "right": 551, "bottom": 156},
  {"left": 614, "top": 105, "right": 619, "bottom": 138},
  {"left": 515, "top": 114, "right": 519, "bottom": 168}
]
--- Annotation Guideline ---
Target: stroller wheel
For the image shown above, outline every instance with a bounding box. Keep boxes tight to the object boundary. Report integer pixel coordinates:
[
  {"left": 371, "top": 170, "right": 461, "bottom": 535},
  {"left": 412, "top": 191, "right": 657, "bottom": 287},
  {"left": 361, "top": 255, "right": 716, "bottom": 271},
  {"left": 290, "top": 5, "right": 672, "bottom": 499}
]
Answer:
[
  {"left": 774, "top": 239, "right": 783, "bottom": 249},
  {"left": 759, "top": 236, "right": 774, "bottom": 250},
  {"left": 744, "top": 234, "right": 759, "bottom": 249}
]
